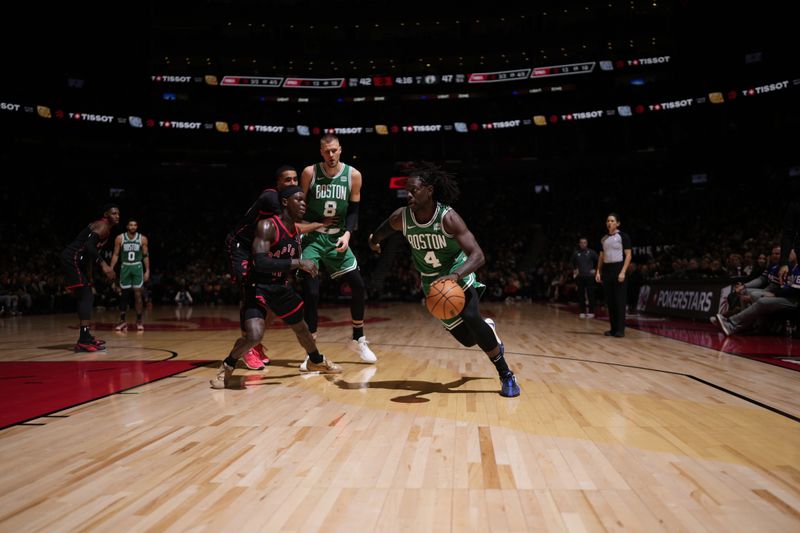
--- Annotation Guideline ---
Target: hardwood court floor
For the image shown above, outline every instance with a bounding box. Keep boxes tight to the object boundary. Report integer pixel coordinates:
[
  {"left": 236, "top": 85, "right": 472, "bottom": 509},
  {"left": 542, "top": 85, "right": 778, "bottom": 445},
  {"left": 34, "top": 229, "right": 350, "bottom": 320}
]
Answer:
[{"left": 0, "top": 303, "right": 799, "bottom": 532}]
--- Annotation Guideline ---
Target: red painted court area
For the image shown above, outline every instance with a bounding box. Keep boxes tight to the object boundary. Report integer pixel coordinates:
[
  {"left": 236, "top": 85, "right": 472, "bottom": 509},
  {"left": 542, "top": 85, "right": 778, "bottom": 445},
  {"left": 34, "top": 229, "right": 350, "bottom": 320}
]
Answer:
[
  {"left": 562, "top": 303, "right": 800, "bottom": 370},
  {"left": 0, "top": 360, "right": 209, "bottom": 429},
  {"left": 629, "top": 317, "right": 800, "bottom": 370}
]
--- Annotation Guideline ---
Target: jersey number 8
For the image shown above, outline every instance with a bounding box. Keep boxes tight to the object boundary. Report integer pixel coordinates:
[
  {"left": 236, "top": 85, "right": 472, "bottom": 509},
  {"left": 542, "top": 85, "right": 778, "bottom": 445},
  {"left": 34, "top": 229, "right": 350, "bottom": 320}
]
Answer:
[{"left": 323, "top": 200, "right": 337, "bottom": 217}]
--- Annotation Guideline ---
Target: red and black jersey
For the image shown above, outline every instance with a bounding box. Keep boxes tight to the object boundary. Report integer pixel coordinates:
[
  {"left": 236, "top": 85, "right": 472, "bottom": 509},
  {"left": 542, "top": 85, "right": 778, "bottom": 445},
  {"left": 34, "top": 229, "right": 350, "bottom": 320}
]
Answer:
[
  {"left": 61, "top": 218, "right": 110, "bottom": 261},
  {"left": 252, "top": 216, "right": 301, "bottom": 285},
  {"left": 60, "top": 218, "right": 112, "bottom": 289},
  {"left": 229, "top": 188, "right": 281, "bottom": 247}
]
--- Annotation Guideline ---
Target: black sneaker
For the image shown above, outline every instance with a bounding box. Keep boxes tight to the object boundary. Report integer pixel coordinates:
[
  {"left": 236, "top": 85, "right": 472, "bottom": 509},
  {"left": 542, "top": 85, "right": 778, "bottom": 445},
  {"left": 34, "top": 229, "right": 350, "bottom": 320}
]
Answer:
[
  {"left": 88, "top": 335, "right": 106, "bottom": 346},
  {"left": 75, "top": 342, "right": 105, "bottom": 352}
]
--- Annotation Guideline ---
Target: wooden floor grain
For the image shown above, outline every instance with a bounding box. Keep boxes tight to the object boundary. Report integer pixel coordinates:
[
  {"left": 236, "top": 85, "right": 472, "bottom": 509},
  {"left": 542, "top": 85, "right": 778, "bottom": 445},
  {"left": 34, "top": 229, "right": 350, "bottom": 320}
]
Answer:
[{"left": 0, "top": 302, "right": 798, "bottom": 532}]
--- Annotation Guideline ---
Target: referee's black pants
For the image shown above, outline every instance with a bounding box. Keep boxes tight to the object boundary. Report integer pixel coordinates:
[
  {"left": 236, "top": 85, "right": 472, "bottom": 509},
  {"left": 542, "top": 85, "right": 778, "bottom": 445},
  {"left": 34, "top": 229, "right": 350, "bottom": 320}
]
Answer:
[{"left": 601, "top": 262, "right": 627, "bottom": 335}]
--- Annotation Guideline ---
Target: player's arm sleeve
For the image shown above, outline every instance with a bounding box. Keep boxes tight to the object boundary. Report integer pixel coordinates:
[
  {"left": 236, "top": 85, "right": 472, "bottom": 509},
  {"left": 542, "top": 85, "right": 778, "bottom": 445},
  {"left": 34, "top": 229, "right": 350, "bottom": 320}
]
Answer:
[{"left": 345, "top": 201, "right": 359, "bottom": 232}]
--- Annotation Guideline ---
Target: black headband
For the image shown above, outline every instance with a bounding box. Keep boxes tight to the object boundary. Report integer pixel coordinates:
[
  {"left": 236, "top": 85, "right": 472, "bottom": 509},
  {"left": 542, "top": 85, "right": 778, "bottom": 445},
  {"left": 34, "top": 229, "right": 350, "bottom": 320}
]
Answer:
[{"left": 279, "top": 185, "right": 303, "bottom": 199}]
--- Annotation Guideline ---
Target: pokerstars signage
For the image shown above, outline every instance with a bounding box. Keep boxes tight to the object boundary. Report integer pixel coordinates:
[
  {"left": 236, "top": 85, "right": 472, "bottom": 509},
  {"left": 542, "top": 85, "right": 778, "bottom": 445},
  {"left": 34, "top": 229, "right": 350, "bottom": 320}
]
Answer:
[{"left": 638, "top": 280, "right": 730, "bottom": 319}]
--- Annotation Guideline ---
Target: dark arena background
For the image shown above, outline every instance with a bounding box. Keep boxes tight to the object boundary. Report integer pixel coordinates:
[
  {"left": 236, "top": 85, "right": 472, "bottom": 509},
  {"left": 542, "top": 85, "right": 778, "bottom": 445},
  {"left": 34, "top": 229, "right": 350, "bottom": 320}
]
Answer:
[{"left": 1, "top": 2, "right": 799, "bottom": 531}]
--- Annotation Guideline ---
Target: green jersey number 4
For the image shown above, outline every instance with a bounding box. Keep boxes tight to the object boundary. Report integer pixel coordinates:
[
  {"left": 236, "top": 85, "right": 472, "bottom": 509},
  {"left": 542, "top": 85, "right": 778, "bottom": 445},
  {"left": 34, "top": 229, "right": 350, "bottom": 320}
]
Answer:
[{"left": 424, "top": 251, "right": 442, "bottom": 268}]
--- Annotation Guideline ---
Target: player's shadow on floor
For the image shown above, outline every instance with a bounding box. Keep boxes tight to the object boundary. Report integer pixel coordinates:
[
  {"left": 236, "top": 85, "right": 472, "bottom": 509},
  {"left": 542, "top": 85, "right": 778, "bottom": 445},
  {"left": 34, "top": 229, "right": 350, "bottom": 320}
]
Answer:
[
  {"left": 330, "top": 375, "right": 494, "bottom": 403},
  {"left": 40, "top": 344, "right": 81, "bottom": 351},
  {"left": 203, "top": 362, "right": 496, "bottom": 400}
]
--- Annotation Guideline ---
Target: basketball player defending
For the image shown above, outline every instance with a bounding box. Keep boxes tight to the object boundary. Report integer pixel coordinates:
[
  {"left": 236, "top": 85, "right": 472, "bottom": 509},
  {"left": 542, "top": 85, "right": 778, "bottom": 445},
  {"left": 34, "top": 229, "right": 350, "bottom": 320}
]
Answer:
[
  {"left": 368, "top": 165, "right": 520, "bottom": 397},
  {"left": 225, "top": 165, "right": 335, "bottom": 371},
  {"left": 211, "top": 186, "right": 342, "bottom": 389},
  {"left": 110, "top": 220, "right": 150, "bottom": 331},
  {"left": 60, "top": 204, "right": 120, "bottom": 352},
  {"left": 299, "top": 134, "right": 377, "bottom": 368}
]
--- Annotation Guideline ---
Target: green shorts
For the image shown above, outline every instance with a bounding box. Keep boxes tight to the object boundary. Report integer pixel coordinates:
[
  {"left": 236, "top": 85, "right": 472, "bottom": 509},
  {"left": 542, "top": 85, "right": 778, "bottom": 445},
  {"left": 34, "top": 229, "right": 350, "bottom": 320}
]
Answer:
[
  {"left": 301, "top": 231, "right": 358, "bottom": 279},
  {"left": 120, "top": 263, "right": 144, "bottom": 289},
  {"left": 421, "top": 269, "right": 484, "bottom": 330}
]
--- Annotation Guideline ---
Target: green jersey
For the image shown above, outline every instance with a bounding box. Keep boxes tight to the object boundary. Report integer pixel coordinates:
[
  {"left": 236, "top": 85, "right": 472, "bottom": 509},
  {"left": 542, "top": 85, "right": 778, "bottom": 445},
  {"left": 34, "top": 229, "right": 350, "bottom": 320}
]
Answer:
[
  {"left": 401, "top": 202, "right": 475, "bottom": 295},
  {"left": 306, "top": 163, "right": 352, "bottom": 231},
  {"left": 121, "top": 233, "right": 143, "bottom": 264}
]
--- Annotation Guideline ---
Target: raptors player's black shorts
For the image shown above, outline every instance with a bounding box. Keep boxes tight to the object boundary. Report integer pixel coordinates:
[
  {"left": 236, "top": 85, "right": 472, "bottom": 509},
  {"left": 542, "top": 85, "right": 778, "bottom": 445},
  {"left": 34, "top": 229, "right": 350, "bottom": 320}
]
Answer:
[
  {"left": 61, "top": 251, "right": 91, "bottom": 289},
  {"left": 243, "top": 282, "right": 305, "bottom": 325},
  {"left": 224, "top": 233, "right": 251, "bottom": 284}
]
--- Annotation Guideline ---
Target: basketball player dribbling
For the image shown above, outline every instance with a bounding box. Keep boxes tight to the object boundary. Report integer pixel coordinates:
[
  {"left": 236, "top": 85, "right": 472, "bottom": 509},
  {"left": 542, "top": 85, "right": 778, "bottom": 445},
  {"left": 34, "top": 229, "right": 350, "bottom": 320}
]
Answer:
[{"left": 368, "top": 165, "right": 520, "bottom": 397}]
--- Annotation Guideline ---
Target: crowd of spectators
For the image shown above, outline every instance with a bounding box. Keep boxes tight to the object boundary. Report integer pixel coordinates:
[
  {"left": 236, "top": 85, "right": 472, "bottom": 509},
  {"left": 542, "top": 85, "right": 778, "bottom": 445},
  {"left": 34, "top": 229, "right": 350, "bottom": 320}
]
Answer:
[{"left": 0, "top": 161, "right": 787, "bottom": 338}]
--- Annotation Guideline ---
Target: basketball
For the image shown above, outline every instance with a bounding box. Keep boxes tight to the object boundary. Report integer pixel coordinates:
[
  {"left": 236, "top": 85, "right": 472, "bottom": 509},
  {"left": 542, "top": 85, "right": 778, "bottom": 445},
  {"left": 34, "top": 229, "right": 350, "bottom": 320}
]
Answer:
[{"left": 426, "top": 279, "right": 465, "bottom": 320}]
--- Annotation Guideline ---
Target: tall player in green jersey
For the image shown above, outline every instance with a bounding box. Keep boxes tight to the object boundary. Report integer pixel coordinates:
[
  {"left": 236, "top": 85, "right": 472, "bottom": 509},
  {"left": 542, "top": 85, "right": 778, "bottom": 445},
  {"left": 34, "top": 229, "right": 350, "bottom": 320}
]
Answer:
[
  {"left": 368, "top": 165, "right": 520, "bottom": 397},
  {"left": 110, "top": 220, "right": 150, "bottom": 332},
  {"left": 299, "top": 134, "right": 377, "bottom": 367}
]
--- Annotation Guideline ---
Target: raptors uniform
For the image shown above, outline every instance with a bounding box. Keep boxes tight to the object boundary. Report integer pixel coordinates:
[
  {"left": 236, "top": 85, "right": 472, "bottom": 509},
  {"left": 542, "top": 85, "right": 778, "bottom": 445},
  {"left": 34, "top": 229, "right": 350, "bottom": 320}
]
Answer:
[
  {"left": 401, "top": 202, "right": 483, "bottom": 330},
  {"left": 244, "top": 216, "right": 305, "bottom": 324},
  {"left": 61, "top": 219, "right": 111, "bottom": 289},
  {"left": 301, "top": 163, "right": 358, "bottom": 278},
  {"left": 119, "top": 232, "right": 145, "bottom": 289},
  {"left": 225, "top": 188, "right": 280, "bottom": 283}
]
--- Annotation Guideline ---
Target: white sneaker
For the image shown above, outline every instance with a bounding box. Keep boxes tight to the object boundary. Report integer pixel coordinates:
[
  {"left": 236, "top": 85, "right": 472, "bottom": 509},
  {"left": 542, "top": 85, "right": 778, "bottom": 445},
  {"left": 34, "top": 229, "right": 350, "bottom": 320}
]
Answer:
[
  {"left": 716, "top": 313, "right": 734, "bottom": 336},
  {"left": 484, "top": 318, "right": 502, "bottom": 345},
  {"left": 349, "top": 336, "right": 377, "bottom": 363},
  {"left": 586, "top": 313, "right": 595, "bottom": 318},
  {"left": 209, "top": 362, "right": 234, "bottom": 390},
  {"left": 579, "top": 313, "right": 587, "bottom": 318},
  {"left": 300, "top": 332, "right": 318, "bottom": 370}
]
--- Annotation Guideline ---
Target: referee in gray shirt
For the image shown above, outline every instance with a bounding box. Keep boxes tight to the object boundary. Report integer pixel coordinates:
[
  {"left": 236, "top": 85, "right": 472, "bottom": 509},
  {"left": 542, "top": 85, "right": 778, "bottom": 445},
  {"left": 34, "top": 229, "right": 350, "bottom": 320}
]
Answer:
[{"left": 595, "top": 213, "right": 632, "bottom": 337}]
